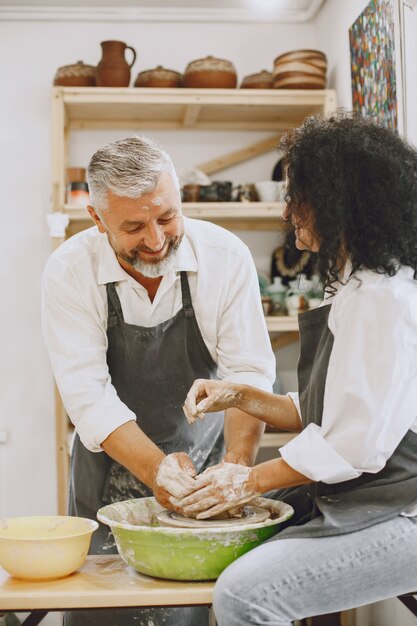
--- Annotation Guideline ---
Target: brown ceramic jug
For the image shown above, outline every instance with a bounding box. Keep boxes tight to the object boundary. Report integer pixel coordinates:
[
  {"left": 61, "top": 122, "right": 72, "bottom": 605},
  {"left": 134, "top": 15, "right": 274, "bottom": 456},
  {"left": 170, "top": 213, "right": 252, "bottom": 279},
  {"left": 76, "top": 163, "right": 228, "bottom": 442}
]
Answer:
[{"left": 96, "top": 40, "right": 136, "bottom": 87}]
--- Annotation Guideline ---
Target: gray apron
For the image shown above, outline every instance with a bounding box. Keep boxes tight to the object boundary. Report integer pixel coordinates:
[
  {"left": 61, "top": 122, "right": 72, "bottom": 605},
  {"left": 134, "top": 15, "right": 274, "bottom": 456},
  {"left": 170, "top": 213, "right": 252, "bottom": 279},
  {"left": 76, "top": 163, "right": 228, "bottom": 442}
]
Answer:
[
  {"left": 272, "top": 303, "right": 417, "bottom": 539},
  {"left": 67, "top": 271, "right": 224, "bottom": 626}
]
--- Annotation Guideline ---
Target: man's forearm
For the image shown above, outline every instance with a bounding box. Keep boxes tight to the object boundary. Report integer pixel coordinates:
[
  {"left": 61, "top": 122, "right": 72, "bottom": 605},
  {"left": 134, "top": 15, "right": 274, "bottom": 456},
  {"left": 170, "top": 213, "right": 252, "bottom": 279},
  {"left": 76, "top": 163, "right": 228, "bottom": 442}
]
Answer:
[
  {"left": 223, "top": 407, "right": 265, "bottom": 466},
  {"left": 101, "top": 421, "right": 165, "bottom": 487}
]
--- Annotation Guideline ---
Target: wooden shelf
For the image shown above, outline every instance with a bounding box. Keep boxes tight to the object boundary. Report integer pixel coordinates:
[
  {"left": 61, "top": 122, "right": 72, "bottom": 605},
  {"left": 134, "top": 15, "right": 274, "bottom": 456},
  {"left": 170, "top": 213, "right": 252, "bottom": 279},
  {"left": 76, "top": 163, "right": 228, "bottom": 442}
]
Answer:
[
  {"left": 63, "top": 202, "right": 284, "bottom": 219},
  {"left": 62, "top": 202, "right": 285, "bottom": 230},
  {"left": 53, "top": 87, "right": 337, "bottom": 131},
  {"left": 51, "top": 86, "right": 335, "bottom": 513}
]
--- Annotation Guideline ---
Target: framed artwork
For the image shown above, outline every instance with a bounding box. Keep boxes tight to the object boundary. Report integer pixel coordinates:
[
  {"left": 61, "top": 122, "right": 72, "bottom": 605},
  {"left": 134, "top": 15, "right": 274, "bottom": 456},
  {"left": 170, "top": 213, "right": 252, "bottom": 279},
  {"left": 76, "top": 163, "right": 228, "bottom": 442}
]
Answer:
[{"left": 349, "top": 0, "right": 405, "bottom": 132}]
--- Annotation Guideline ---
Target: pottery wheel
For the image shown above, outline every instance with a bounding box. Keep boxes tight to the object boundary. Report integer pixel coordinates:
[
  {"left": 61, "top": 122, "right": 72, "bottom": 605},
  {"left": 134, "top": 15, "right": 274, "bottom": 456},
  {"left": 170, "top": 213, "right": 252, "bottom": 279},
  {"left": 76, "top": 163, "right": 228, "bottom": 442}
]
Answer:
[{"left": 157, "top": 505, "right": 270, "bottom": 528}]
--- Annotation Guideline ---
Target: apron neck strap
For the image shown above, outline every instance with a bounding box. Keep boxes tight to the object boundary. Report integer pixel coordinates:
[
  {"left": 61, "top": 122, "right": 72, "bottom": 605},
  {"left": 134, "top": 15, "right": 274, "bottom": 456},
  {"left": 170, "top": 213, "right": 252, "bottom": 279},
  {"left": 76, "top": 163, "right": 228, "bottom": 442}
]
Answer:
[
  {"left": 180, "top": 271, "right": 194, "bottom": 317},
  {"left": 107, "top": 282, "right": 124, "bottom": 321}
]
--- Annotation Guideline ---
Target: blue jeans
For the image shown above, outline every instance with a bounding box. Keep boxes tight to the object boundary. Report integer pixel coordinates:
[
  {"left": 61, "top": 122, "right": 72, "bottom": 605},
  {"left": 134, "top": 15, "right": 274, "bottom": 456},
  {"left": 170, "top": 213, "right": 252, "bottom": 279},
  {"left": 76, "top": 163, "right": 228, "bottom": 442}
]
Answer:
[{"left": 213, "top": 515, "right": 417, "bottom": 625}]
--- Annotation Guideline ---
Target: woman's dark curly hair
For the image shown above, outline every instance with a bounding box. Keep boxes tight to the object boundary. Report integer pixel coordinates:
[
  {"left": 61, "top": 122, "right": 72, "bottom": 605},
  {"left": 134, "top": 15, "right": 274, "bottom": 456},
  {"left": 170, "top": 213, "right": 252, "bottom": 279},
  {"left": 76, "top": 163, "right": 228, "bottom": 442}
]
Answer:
[{"left": 279, "top": 110, "right": 417, "bottom": 291}]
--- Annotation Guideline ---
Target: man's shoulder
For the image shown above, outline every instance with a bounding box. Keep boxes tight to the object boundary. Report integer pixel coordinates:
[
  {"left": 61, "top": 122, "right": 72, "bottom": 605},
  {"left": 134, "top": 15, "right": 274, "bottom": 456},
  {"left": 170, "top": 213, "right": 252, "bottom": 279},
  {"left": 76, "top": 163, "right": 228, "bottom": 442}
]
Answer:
[{"left": 43, "top": 227, "right": 102, "bottom": 280}]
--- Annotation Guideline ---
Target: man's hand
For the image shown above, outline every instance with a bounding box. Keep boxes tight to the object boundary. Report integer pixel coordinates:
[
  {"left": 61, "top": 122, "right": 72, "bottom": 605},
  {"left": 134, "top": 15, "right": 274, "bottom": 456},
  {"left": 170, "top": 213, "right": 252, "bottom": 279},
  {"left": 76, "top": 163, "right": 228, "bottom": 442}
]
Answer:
[
  {"left": 183, "top": 379, "right": 242, "bottom": 424},
  {"left": 173, "top": 461, "right": 260, "bottom": 519},
  {"left": 151, "top": 452, "right": 199, "bottom": 511}
]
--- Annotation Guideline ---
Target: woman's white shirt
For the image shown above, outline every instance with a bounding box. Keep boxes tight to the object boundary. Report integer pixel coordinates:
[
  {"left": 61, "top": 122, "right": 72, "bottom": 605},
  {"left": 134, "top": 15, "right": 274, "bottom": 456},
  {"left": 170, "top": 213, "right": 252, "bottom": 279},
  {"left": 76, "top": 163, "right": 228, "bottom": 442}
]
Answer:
[{"left": 282, "top": 267, "right": 417, "bottom": 495}]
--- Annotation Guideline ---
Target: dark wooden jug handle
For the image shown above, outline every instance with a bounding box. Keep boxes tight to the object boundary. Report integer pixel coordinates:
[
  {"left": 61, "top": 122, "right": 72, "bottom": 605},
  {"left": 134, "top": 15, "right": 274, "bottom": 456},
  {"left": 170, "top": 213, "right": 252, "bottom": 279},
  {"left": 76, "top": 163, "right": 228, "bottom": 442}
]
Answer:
[{"left": 126, "top": 46, "right": 137, "bottom": 68}]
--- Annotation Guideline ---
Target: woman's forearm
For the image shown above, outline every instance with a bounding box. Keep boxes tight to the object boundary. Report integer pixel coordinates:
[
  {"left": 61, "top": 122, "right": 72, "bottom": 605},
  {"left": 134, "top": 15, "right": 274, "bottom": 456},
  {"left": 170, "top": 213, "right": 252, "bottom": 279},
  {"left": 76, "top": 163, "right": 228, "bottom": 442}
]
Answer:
[
  {"left": 237, "top": 386, "right": 302, "bottom": 433},
  {"left": 252, "top": 457, "right": 312, "bottom": 494}
]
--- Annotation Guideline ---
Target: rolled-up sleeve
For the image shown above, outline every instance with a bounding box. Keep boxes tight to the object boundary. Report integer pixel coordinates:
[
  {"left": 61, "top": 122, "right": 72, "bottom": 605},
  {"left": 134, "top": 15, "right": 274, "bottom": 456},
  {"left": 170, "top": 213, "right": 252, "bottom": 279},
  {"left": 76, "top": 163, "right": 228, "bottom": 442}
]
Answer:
[
  {"left": 42, "top": 269, "right": 136, "bottom": 452},
  {"left": 215, "top": 247, "right": 275, "bottom": 392},
  {"left": 280, "top": 284, "right": 417, "bottom": 483}
]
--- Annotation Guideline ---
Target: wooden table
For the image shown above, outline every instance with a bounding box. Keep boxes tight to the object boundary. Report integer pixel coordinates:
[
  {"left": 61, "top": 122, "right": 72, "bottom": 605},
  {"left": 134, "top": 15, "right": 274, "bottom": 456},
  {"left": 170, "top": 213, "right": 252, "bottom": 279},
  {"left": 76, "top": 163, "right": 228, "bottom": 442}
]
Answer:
[{"left": 0, "top": 555, "right": 215, "bottom": 625}]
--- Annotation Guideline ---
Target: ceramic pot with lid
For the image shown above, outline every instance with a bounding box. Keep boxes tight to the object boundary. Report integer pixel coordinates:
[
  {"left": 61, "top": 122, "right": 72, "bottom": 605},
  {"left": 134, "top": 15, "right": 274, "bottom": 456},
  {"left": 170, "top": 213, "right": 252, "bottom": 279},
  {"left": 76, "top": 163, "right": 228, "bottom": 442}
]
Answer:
[
  {"left": 96, "top": 40, "right": 136, "bottom": 87},
  {"left": 53, "top": 60, "right": 96, "bottom": 87},
  {"left": 183, "top": 56, "right": 237, "bottom": 88},
  {"left": 134, "top": 65, "right": 182, "bottom": 88},
  {"left": 240, "top": 70, "right": 273, "bottom": 89}
]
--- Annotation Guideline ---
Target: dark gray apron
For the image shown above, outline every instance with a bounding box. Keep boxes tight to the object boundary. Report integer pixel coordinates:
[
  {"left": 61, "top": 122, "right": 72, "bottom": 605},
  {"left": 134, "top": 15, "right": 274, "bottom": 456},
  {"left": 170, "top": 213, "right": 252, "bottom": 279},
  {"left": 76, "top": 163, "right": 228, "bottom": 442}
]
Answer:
[
  {"left": 272, "top": 303, "right": 417, "bottom": 539},
  {"left": 67, "top": 271, "right": 224, "bottom": 626}
]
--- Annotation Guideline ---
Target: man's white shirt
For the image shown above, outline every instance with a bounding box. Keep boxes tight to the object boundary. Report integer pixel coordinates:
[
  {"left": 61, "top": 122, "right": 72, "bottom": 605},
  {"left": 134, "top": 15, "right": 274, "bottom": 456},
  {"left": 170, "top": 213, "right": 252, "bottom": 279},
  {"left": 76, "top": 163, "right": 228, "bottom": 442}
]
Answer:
[{"left": 42, "top": 217, "right": 275, "bottom": 452}]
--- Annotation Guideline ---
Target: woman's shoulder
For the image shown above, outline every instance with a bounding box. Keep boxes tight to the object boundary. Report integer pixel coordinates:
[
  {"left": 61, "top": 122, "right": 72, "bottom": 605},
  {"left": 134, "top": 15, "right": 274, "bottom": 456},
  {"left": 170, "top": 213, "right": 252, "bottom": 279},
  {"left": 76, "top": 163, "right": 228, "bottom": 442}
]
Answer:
[{"left": 330, "top": 266, "right": 417, "bottom": 328}]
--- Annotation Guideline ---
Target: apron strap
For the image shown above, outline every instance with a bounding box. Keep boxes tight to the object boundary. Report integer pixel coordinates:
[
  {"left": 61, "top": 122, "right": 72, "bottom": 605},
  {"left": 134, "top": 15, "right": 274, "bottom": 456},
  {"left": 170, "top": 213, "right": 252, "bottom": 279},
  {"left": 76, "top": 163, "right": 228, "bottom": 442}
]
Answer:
[
  {"left": 107, "top": 283, "right": 125, "bottom": 322},
  {"left": 107, "top": 274, "right": 194, "bottom": 323},
  {"left": 180, "top": 271, "right": 195, "bottom": 318}
]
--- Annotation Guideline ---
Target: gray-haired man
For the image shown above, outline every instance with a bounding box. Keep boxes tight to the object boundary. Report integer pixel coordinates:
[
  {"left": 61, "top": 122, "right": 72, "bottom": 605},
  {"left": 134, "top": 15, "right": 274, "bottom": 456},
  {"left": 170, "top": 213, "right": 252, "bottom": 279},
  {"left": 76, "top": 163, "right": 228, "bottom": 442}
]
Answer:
[{"left": 42, "top": 136, "right": 275, "bottom": 626}]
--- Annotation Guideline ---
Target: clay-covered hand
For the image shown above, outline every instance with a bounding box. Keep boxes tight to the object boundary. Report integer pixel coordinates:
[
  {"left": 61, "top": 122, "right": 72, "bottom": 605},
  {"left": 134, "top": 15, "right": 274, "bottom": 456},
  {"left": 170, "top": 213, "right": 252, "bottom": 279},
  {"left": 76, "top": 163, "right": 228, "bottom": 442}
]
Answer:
[
  {"left": 152, "top": 452, "right": 198, "bottom": 511},
  {"left": 183, "top": 379, "right": 243, "bottom": 424},
  {"left": 173, "top": 461, "right": 260, "bottom": 519}
]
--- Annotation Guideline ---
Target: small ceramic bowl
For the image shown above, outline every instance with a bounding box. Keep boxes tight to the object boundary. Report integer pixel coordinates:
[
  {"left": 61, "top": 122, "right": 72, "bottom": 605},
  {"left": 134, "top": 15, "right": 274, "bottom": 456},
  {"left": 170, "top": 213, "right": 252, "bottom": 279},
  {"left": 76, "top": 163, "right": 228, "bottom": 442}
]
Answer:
[
  {"left": 184, "top": 56, "right": 237, "bottom": 88},
  {"left": 274, "top": 49, "right": 327, "bottom": 66},
  {"left": 273, "top": 75, "right": 326, "bottom": 89},
  {"left": 0, "top": 515, "right": 98, "bottom": 581}
]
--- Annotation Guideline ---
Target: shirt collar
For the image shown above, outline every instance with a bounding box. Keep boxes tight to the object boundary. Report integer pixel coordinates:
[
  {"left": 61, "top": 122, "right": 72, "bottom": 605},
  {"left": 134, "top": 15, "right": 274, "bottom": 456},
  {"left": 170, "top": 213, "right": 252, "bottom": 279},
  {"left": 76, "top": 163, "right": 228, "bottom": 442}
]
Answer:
[{"left": 97, "top": 229, "right": 197, "bottom": 286}]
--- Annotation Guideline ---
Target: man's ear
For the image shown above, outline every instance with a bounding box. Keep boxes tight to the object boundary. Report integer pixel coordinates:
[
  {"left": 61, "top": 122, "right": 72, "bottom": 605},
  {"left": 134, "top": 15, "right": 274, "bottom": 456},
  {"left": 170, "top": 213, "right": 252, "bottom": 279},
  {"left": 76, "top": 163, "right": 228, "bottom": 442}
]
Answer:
[{"left": 87, "top": 206, "right": 106, "bottom": 233}]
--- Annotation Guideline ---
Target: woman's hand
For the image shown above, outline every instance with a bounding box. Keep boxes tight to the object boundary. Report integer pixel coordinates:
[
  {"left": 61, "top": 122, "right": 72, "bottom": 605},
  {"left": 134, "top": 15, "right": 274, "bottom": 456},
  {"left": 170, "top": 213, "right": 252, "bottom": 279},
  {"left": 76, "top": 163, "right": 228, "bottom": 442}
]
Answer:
[
  {"left": 173, "top": 462, "right": 260, "bottom": 519},
  {"left": 183, "top": 379, "right": 243, "bottom": 424}
]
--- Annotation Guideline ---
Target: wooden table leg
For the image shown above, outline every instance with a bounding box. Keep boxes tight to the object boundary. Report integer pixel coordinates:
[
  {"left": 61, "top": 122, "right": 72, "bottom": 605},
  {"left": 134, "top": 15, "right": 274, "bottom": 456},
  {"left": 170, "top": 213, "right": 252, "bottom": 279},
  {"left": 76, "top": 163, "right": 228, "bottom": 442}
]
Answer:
[
  {"left": 20, "top": 612, "right": 49, "bottom": 626},
  {"left": 398, "top": 594, "right": 417, "bottom": 617}
]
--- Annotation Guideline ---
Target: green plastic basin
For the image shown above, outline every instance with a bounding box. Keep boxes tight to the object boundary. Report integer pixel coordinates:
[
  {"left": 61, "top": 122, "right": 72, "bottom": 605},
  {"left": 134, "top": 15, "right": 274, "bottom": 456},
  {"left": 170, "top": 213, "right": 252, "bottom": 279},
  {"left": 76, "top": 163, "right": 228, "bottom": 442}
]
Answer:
[{"left": 97, "top": 497, "right": 293, "bottom": 581}]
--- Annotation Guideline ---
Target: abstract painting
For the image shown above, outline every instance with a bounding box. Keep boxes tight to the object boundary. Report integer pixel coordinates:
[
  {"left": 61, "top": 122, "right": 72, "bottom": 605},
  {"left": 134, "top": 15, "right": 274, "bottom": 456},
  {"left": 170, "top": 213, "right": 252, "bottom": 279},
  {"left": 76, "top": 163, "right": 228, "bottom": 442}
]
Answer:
[{"left": 349, "top": 0, "right": 400, "bottom": 130}]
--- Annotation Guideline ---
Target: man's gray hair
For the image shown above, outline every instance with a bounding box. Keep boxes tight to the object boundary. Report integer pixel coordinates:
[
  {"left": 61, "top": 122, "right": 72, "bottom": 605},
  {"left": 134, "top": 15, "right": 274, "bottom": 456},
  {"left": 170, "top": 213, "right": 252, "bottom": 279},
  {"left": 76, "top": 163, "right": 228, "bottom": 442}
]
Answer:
[{"left": 87, "top": 136, "right": 179, "bottom": 212}]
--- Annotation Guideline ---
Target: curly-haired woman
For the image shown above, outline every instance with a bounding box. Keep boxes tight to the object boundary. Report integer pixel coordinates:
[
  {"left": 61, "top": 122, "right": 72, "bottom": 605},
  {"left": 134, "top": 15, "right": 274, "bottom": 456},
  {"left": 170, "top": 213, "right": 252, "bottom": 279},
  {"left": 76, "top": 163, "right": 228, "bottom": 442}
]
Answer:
[{"left": 179, "top": 112, "right": 417, "bottom": 625}]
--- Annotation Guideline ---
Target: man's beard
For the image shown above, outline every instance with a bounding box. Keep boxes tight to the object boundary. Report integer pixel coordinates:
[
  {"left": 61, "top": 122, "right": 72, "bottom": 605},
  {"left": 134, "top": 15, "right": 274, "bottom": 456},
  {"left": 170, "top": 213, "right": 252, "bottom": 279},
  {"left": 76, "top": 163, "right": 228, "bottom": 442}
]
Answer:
[{"left": 120, "top": 234, "right": 183, "bottom": 278}]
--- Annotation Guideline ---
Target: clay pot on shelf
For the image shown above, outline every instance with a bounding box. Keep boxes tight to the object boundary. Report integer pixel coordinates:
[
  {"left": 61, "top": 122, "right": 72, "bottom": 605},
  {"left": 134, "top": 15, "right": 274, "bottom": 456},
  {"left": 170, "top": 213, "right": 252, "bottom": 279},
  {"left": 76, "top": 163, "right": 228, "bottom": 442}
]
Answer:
[
  {"left": 240, "top": 70, "right": 273, "bottom": 89},
  {"left": 134, "top": 65, "right": 182, "bottom": 88},
  {"left": 96, "top": 40, "right": 137, "bottom": 87},
  {"left": 199, "top": 181, "right": 233, "bottom": 202},
  {"left": 234, "top": 183, "right": 258, "bottom": 202},
  {"left": 182, "top": 184, "right": 201, "bottom": 202},
  {"left": 183, "top": 56, "right": 237, "bottom": 88},
  {"left": 53, "top": 60, "right": 96, "bottom": 87}
]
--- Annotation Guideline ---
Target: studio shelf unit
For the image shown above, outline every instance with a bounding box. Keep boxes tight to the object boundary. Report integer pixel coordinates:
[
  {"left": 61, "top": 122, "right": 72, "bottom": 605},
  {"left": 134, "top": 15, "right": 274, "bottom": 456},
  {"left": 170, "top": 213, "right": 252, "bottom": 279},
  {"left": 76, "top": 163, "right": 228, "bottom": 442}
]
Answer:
[{"left": 50, "top": 86, "right": 337, "bottom": 513}]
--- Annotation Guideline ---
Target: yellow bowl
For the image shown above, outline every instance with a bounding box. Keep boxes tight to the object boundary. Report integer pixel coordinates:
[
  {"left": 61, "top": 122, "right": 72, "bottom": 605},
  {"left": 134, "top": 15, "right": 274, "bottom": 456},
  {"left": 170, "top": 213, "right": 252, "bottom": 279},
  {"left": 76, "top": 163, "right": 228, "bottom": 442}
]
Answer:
[{"left": 0, "top": 515, "right": 98, "bottom": 581}]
